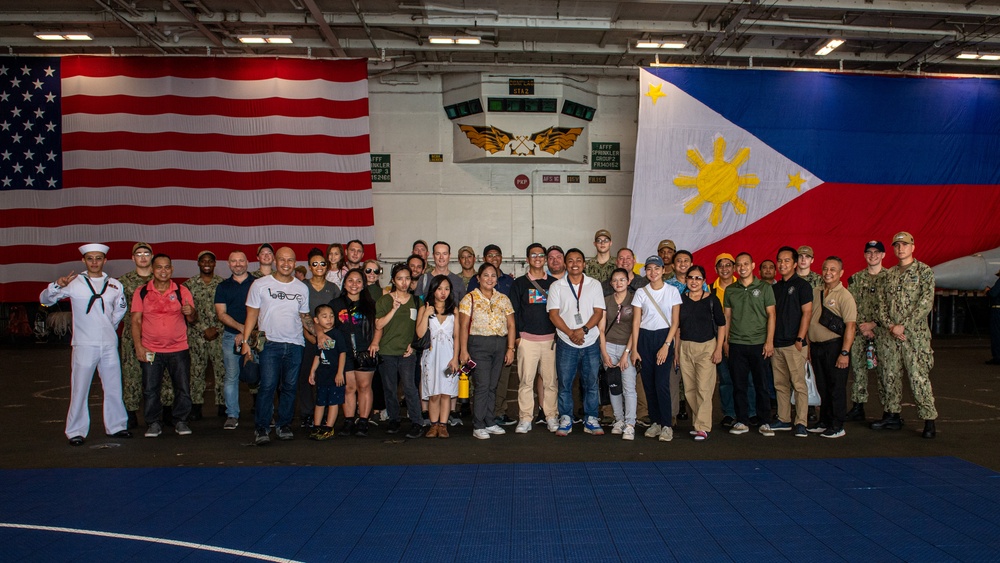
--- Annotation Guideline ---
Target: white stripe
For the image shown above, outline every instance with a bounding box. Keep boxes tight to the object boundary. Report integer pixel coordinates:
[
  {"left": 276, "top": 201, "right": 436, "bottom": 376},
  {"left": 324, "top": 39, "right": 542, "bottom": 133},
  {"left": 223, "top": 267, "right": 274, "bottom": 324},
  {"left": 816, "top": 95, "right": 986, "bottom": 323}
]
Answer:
[
  {"left": 62, "top": 75, "right": 368, "bottom": 101},
  {"left": 0, "top": 225, "right": 375, "bottom": 249},
  {"left": 0, "top": 522, "right": 303, "bottom": 563},
  {"left": 63, "top": 150, "right": 371, "bottom": 173},
  {"left": 4, "top": 260, "right": 297, "bottom": 282},
  {"left": 0, "top": 187, "right": 373, "bottom": 211},
  {"left": 63, "top": 114, "right": 370, "bottom": 138}
]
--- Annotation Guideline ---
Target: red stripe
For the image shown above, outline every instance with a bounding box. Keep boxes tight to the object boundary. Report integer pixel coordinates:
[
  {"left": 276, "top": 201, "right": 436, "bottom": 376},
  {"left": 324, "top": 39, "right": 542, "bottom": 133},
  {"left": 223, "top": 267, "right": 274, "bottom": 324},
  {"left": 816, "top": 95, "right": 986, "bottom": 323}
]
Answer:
[
  {"left": 61, "top": 57, "right": 368, "bottom": 82},
  {"left": 63, "top": 132, "right": 370, "bottom": 155},
  {"left": 0, "top": 206, "right": 373, "bottom": 229},
  {"left": 695, "top": 183, "right": 1000, "bottom": 281},
  {"left": 63, "top": 170, "right": 373, "bottom": 191},
  {"left": 0, "top": 243, "right": 377, "bottom": 267},
  {"left": 62, "top": 95, "right": 369, "bottom": 119}
]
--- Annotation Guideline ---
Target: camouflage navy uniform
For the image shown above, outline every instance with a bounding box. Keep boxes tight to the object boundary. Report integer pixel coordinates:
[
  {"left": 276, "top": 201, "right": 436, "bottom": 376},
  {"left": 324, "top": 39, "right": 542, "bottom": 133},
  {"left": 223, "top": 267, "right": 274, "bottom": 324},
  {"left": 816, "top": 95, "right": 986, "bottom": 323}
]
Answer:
[
  {"left": 877, "top": 259, "right": 937, "bottom": 420},
  {"left": 183, "top": 274, "right": 224, "bottom": 406},
  {"left": 802, "top": 271, "right": 823, "bottom": 290},
  {"left": 120, "top": 270, "right": 173, "bottom": 409},
  {"left": 584, "top": 258, "right": 615, "bottom": 283},
  {"left": 847, "top": 268, "right": 888, "bottom": 404}
]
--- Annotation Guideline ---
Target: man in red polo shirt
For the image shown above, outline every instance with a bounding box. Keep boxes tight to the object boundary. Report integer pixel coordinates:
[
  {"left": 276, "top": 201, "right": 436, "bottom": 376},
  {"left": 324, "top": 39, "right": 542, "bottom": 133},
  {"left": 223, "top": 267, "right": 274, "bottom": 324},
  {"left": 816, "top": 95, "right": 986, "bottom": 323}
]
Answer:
[{"left": 132, "top": 254, "right": 198, "bottom": 438}]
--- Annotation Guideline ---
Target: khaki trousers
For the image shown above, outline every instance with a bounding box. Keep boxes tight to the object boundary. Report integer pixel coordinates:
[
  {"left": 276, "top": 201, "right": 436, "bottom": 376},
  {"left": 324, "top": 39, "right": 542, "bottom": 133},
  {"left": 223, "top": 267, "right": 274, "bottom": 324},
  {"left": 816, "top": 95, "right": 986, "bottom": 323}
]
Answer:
[
  {"left": 517, "top": 339, "right": 557, "bottom": 421},
  {"left": 679, "top": 339, "right": 718, "bottom": 432},
  {"left": 771, "top": 345, "right": 809, "bottom": 426}
]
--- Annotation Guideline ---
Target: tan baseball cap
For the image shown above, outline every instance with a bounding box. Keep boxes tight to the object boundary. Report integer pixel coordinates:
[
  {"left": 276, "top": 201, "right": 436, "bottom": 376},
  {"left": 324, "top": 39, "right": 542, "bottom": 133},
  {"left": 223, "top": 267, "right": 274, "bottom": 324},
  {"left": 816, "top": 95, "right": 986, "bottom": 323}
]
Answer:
[
  {"left": 197, "top": 250, "right": 216, "bottom": 260},
  {"left": 892, "top": 231, "right": 914, "bottom": 245},
  {"left": 657, "top": 239, "right": 676, "bottom": 252},
  {"left": 797, "top": 245, "right": 814, "bottom": 258},
  {"left": 458, "top": 245, "right": 475, "bottom": 258},
  {"left": 595, "top": 229, "right": 612, "bottom": 241},
  {"left": 132, "top": 242, "right": 152, "bottom": 254}
]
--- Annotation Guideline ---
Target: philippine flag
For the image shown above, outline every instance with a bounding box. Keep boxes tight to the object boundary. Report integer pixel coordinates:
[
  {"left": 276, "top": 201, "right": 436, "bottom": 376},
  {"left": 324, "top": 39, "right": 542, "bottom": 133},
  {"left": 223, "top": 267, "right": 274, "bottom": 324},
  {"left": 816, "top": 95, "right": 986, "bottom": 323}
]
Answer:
[{"left": 627, "top": 67, "right": 1000, "bottom": 277}]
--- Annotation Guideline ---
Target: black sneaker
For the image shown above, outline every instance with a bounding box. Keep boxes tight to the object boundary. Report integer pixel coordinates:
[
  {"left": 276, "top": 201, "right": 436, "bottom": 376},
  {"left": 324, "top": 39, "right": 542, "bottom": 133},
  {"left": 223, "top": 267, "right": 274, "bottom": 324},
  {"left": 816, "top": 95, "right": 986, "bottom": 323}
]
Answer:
[
  {"left": 720, "top": 416, "right": 736, "bottom": 428},
  {"left": 343, "top": 418, "right": 356, "bottom": 436},
  {"left": 300, "top": 418, "right": 314, "bottom": 429},
  {"left": 533, "top": 410, "right": 546, "bottom": 424},
  {"left": 254, "top": 428, "right": 270, "bottom": 445},
  {"left": 496, "top": 414, "right": 516, "bottom": 426},
  {"left": 748, "top": 416, "right": 762, "bottom": 427},
  {"left": 276, "top": 425, "right": 294, "bottom": 440},
  {"left": 386, "top": 420, "right": 401, "bottom": 434},
  {"left": 355, "top": 419, "right": 369, "bottom": 437},
  {"left": 405, "top": 424, "right": 423, "bottom": 439}
]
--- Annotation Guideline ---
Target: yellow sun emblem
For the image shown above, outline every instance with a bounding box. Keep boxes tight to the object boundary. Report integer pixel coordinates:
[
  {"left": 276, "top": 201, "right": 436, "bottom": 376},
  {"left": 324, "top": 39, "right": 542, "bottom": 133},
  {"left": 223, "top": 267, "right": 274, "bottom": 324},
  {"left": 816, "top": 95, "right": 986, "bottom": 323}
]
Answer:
[{"left": 673, "top": 136, "right": 760, "bottom": 227}]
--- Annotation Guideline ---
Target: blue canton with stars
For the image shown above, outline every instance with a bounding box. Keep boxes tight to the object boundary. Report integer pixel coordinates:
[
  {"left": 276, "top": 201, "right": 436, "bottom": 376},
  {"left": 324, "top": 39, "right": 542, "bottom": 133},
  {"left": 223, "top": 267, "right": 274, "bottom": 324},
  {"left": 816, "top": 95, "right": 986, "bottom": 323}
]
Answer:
[{"left": 0, "top": 57, "right": 62, "bottom": 191}]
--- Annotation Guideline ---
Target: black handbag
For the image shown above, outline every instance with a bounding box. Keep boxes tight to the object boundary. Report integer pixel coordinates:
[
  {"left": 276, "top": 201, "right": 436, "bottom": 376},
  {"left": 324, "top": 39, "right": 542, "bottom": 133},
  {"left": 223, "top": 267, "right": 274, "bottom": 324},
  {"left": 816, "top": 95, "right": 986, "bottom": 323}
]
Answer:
[
  {"left": 350, "top": 334, "right": 381, "bottom": 370},
  {"left": 605, "top": 365, "right": 623, "bottom": 396},
  {"left": 239, "top": 354, "right": 260, "bottom": 386},
  {"left": 818, "top": 290, "right": 846, "bottom": 336}
]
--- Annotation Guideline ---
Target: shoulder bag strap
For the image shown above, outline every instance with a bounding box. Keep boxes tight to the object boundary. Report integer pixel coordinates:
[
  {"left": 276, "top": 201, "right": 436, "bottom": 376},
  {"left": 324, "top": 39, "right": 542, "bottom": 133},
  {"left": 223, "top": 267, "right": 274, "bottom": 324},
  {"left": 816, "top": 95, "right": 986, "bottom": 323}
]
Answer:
[{"left": 642, "top": 286, "right": 670, "bottom": 325}]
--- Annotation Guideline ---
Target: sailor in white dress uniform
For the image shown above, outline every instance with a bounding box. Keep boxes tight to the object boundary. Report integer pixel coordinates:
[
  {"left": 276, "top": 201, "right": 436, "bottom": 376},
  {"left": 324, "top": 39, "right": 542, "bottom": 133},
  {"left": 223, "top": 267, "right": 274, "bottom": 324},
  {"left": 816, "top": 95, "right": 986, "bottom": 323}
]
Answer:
[{"left": 40, "top": 243, "right": 131, "bottom": 445}]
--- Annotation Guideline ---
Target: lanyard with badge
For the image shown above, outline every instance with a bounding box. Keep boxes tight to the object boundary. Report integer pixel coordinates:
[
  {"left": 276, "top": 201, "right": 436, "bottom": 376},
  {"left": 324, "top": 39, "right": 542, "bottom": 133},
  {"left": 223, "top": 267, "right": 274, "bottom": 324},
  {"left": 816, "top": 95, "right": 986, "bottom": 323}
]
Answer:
[{"left": 569, "top": 278, "right": 585, "bottom": 325}]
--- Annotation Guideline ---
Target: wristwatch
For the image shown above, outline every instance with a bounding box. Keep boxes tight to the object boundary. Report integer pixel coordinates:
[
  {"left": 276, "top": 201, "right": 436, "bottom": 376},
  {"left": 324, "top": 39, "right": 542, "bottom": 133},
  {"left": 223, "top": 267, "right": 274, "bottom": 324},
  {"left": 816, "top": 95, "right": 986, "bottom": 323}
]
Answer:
[
  {"left": 840, "top": 350, "right": 850, "bottom": 356},
  {"left": 581, "top": 326, "right": 590, "bottom": 335},
  {"left": 795, "top": 337, "right": 806, "bottom": 343}
]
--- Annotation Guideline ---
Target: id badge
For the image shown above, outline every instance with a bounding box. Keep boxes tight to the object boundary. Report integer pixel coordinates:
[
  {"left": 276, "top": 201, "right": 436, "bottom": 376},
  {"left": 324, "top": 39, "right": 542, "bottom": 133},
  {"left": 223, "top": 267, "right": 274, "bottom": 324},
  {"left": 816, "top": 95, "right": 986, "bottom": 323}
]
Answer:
[
  {"left": 410, "top": 307, "right": 418, "bottom": 321},
  {"left": 574, "top": 313, "right": 583, "bottom": 325}
]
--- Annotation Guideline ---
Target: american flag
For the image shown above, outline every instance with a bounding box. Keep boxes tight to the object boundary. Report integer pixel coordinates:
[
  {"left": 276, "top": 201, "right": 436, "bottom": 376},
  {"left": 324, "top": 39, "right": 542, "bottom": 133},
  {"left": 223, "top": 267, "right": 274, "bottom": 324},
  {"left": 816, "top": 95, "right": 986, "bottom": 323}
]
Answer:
[{"left": 0, "top": 56, "right": 374, "bottom": 302}]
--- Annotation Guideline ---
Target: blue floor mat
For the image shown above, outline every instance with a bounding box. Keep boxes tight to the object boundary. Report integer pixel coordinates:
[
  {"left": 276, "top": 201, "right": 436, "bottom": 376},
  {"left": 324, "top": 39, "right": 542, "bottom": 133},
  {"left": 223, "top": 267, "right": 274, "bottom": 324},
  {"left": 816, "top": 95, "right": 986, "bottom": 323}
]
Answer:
[{"left": 2, "top": 457, "right": 999, "bottom": 562}]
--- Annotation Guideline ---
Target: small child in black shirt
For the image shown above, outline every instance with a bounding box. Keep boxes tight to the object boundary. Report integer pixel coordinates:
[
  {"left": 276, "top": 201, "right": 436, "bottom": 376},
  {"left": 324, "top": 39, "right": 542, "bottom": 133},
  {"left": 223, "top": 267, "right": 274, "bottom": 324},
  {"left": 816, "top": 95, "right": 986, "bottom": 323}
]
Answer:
[{"left": 309, "top": 304, "right": 347, "bottom": 440}]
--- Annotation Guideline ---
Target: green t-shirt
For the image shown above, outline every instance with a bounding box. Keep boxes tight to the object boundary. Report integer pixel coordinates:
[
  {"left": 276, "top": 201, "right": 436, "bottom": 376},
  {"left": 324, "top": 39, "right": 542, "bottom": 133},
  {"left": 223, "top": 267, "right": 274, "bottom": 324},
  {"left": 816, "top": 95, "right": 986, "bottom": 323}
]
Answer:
[
  {"left": 723, "top": 277, "right": 775, "bottom": 345},
  {"left": 375, "top": 293, "right": 418, "bottom": 356}
]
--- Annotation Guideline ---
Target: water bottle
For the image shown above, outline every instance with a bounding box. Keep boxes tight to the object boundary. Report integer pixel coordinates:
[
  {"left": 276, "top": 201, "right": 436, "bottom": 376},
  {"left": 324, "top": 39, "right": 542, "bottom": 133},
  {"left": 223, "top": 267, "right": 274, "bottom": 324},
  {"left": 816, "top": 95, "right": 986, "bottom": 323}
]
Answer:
[{"left": 866, "top": 339, "right": 877, "bottom": 369}]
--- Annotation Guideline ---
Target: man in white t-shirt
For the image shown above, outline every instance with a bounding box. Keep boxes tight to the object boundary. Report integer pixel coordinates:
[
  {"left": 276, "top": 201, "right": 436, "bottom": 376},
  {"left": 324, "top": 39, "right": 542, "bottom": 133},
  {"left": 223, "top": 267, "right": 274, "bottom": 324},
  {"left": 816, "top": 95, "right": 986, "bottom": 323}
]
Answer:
[
  {"left": 547, "top": 248, "right": 606, "bottom": 437},
  {"left": 242, "top": 247, "right": 321, "bottom": 445}
]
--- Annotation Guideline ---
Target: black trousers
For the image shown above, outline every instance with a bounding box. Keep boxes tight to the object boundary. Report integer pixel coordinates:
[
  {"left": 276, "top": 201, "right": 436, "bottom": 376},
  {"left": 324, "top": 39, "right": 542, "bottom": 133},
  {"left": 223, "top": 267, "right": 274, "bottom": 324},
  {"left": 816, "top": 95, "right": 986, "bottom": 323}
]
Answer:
[
  {"left": 812, "top": 339, "right": 849, "bottom": 428},
  {"left": 728, "top": 343, "right": 772, "bottom": 425}
]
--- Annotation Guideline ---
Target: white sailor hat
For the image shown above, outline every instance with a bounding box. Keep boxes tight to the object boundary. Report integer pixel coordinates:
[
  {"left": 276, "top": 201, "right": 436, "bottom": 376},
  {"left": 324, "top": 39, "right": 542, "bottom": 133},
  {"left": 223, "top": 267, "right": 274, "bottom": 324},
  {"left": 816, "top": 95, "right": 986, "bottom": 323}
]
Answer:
[{"left": 79, "top": 243, "right": 110, "bottom": 256}]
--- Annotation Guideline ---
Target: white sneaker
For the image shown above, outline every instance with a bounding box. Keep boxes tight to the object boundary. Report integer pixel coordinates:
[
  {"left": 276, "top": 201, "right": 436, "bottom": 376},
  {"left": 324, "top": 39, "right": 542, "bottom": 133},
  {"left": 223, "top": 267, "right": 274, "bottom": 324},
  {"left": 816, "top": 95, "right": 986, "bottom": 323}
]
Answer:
[
  {"left": 484, "top": 424, "right": 506, "bottom": 435},
  {"left": 658, "top": 426, "right": 674, "bottom": 442},
  {"left": 515, "top": 421, "right": 532, "bottom": 434},
  {"left": 644, "top": 422, "right": 662, "bottom": 438},
  {"left": 472, "top": 428, "right": 490, "bottom": 440},
  {"left": 546, "top": 417, "right": 559, "bottom": 432},
  {"left": 611, "top": 420, "right": 625, "bottom": 435},
  {"left": 622, "top": 425, "right": 635, "bottom": 441}
]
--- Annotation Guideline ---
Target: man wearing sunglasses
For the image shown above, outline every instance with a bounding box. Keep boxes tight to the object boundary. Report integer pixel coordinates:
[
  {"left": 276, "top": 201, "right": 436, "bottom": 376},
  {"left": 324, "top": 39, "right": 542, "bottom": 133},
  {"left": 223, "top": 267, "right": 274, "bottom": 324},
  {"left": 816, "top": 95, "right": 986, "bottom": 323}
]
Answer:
[{"left": 119, "top": 242, "right": 156, "bottom": 429}]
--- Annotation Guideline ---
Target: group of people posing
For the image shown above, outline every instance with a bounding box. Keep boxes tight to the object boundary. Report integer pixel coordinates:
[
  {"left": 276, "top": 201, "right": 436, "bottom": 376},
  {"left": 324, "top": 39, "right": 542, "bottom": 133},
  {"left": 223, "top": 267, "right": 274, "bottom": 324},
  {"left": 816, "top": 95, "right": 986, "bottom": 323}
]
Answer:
[{"left": 43, "top": 228, "right": 939, "bottom": 446}]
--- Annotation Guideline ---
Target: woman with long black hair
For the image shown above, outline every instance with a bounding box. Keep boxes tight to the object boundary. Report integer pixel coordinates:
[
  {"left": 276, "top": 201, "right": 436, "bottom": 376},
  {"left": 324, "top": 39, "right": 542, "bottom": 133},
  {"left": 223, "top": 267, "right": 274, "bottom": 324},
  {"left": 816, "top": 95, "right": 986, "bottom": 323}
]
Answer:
[{"left": 331, "top": 268, "right": 378, "bottom": 436}]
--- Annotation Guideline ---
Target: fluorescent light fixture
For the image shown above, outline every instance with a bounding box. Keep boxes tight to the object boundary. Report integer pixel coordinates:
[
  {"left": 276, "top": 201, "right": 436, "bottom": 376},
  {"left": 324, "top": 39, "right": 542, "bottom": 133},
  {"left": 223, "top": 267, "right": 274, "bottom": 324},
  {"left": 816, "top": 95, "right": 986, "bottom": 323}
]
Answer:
[
  {"left": 429, "top": 36, "right": 481, "bottom": 45},
  {"left": 34, "top": 32, "right": 93, "bottom": 41},
  {"left": 956, "top": 53, "right": 980, "bottom": 59},
  {"left": 237, "top": 35, "right": 293, "bottom": 44},
  {"left": 979, "top": 54, "right": 1000, "bottom": 61},
  {"left": 815, "top": 38, "right": 845, "bottom": 56},
  {"left": 636, "top": 40, "right": 686, "bottom": 49}
]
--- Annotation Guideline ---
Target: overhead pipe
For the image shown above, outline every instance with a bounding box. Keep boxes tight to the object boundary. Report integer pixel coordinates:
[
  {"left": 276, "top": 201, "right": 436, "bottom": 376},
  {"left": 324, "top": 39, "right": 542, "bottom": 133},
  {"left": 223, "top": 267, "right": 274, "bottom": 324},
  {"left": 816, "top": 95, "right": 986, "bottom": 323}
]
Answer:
[{"left": 741, "top": 18, "right": 961, "bottom": 38}]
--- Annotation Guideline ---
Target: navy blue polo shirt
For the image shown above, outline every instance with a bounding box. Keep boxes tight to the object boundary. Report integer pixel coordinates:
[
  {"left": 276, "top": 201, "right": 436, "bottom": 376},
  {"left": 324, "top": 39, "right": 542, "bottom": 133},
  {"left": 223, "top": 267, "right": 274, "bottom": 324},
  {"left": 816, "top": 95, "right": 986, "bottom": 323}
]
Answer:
[{"left": 214, "top": 275, "right": 254, "bottom": 334}]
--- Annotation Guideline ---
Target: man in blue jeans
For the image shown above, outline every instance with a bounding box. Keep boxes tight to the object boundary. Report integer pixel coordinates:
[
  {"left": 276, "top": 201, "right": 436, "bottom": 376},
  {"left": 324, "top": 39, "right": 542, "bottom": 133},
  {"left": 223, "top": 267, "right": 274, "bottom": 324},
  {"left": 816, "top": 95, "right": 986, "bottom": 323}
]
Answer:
[
  {"left": 242, "top": 247, "right": 325, "bottom": 445},
  {"left": 547, "top": 248, "right": 606, "bottom": 436},
  {"left": 214, "top": 250, "right": 253, "bottom": 430}
]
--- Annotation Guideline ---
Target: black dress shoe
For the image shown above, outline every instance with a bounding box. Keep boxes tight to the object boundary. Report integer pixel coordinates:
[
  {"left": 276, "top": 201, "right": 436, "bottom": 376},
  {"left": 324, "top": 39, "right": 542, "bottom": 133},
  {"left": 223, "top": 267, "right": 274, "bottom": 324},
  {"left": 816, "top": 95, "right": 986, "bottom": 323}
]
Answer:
[
  {"left": 107, "top": 430, "right": 133, "bottom": 439},
  {"left": 68, "top": 436, "right": 85, "bottom": 446},
  {"left": 845, "top": 402, "right": 866, "bottom": 421},
  {"left": 922, "top": 420, "right": 936, "bottom": 439},
  {"left": 870, "top": 412, "right": 902, "bottom": 430}
]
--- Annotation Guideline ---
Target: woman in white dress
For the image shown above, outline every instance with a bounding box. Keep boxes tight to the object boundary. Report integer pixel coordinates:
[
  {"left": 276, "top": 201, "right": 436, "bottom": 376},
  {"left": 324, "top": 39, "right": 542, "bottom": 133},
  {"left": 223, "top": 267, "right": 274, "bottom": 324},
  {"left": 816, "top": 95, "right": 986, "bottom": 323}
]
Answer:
[{"left": 416, "top": 275, "right": 460, "bottom": 438}]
